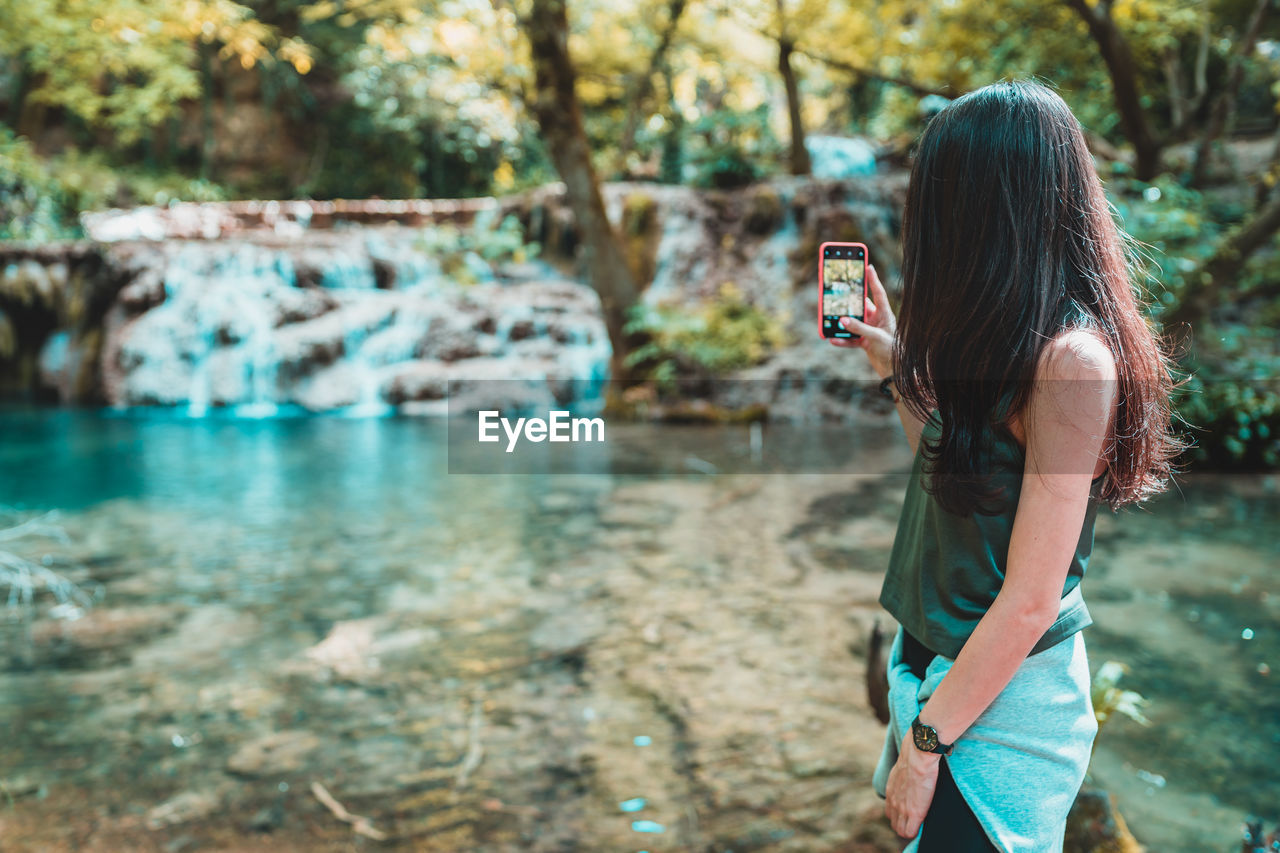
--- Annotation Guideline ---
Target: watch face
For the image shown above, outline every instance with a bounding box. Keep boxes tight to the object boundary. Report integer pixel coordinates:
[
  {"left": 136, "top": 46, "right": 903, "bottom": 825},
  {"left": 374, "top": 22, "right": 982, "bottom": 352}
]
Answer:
[{"left": 914, "top": 722, "right": 939, "bottom": 751}]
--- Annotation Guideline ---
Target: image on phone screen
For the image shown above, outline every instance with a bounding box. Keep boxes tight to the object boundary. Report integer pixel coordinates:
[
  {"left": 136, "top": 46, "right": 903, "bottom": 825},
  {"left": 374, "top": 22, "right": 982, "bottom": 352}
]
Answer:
[{"left": 822, "top": 253, "right": 865, "bottom": 338}]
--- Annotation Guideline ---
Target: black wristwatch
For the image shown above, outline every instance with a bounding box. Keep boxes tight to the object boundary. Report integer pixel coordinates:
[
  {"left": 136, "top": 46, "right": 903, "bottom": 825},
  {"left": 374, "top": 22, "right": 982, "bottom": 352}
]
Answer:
[
  {"left": 878, "top": 374, "right": 899, "bottom": 403},
  {"left": 911, "top": 715, "right": 954, "bottom": 756}
]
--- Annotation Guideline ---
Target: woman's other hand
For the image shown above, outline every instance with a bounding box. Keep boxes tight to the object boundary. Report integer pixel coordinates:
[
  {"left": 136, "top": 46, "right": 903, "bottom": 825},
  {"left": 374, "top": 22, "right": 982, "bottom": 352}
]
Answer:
[
  {"left": 885, "top": 730, "right": 941, "bottom": 839},
  {"left": 827, "top": 263, "right": 896, "bottom": 380}
]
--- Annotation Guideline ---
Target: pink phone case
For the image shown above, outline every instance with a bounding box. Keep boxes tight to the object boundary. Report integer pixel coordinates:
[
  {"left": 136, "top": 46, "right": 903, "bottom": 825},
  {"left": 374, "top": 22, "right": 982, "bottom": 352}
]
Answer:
[{"left": 818, "top": 241, "right": 869, "bottom": 340}]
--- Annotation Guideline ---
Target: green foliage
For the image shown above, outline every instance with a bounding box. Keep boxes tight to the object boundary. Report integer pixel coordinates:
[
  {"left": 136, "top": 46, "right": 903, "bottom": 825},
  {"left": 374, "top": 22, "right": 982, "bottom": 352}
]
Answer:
[
  {"left": 1174, "top": 330, "right": 1280, "bottom": 470},
  {"left": 0, "top": 0, "right": 310, "bottom": 146},
  {"left": 683, "top": 104, "right": 783, "bottom": 189},
  {"left": 49, "top": 147, "right": 228, "bottom": 209},
  {"left": 1109, "top": 176, "right": 1280, "bottom": 469},
  {"left": 304, "top": 100, "right": 424, "bottom": 199},
  {"left": 0, "top": 129, "right": 82, "bottom": 241},
  {"left": 1109, "top": 175, "right": 1220, "bottom": 320},
  {"left": 0, "top": 128, "right": 230, "bottom": 240},
  {"left": 470, "top": 212, "right": 542, "bottom": 263},
  {"left": 659, "top": 116, "right": 685, "bottom": 185},
  {"left": 410, "top": 213, "right": 541, "bottom": 284},
  {"left": 867, "top": 87, "right": 923, "bottom": 140},
  {"left": 623, "top": 283, "right": 787, "bottom": 388}
]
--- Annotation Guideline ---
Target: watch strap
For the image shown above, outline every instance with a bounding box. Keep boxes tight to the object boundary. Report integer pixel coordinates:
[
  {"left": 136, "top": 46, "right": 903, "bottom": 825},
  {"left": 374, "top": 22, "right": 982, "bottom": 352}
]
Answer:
[{"left": 879, "top": 374, "right": 899, "bottom": 402}]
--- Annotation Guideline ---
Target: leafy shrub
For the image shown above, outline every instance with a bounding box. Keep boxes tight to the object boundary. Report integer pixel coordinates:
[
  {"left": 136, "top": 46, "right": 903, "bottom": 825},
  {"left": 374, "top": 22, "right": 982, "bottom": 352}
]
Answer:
[
  {"left": 411, "top": 212, "right": 541, "bottom": 283},
  {"left": 1111, "top": 176, "right": 1280, "bottom": 469},
  {"left": 682, "top": 104, "right": 784, "bottom": 189},
  {"left": 623, "top": 283, "right": 787, "bottom": 389},
  {"left": 1, "top": 128, "right": 231, "bottom": 241},
  {"left": 0, "top": 129, "right": 82, "bottom": 241},
  {"left": 52, "top": 147, "right": 228, "bottom": 210},
  {"left": 1109, "top": 175, "right": 1220, "bottom": 319},
  {"left": 1173, "top": 336, "right": 1280, "bottom": 469}
]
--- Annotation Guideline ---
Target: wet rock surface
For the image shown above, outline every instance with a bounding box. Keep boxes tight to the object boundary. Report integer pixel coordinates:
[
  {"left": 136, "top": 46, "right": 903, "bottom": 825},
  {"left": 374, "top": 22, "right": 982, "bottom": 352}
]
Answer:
[{"left": 96, "top": 239, "right": 610, "bottom": 413}]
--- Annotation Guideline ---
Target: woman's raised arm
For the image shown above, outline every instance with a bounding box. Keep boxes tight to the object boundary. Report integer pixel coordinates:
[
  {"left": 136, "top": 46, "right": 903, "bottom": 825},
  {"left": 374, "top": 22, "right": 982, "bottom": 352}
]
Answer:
[{"left": 831, "top": 265, "right": 928, "bottom": 453}]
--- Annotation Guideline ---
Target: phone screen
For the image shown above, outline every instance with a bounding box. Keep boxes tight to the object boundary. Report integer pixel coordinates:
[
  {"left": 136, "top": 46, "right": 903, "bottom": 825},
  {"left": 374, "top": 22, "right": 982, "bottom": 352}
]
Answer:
[{"left": 822, "top": 245, "right": 865, "bottom": 338}]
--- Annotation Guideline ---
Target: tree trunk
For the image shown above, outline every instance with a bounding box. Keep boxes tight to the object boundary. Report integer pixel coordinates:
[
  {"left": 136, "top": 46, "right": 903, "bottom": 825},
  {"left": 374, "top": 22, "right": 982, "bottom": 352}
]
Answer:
[
  {"left": 198, "top": 42, "right": 216, "bottom": 182},
  {"left": 1064, "top": 0, "right": 1162, "bottom": 181},
  {"left": 778, "top": 37, "right": 810, "bottom": 176},
  {"left": 611, "top": 0, "right": 687, "bottom": 178},
  {"left": 6, "top": 55, "right": 31, "bottom": 131},
  {"left": 524, "top": 0, "right": 646, "bottom": 384},
  {"left": 658, "top": 61, "right": 685, "bottom": 184}
]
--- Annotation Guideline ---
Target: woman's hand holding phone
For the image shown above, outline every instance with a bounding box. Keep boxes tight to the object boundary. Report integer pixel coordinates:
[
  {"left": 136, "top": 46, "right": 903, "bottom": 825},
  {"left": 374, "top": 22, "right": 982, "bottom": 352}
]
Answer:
[{"left": 829, "top": 263, "right": 896, "bottom": 379}]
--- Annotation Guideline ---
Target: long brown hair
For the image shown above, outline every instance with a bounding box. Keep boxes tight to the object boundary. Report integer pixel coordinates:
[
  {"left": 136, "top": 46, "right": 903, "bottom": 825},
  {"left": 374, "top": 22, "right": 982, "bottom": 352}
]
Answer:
[{"left": 894, "top": 78, "right": 1185, "bottom": 516}]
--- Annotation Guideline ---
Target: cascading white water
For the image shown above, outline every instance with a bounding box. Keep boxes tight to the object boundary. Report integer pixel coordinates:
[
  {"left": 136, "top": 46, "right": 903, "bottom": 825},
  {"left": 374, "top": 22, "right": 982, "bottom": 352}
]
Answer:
[{"left": 108, "top": 229, "right": 613, "bottom": 417}]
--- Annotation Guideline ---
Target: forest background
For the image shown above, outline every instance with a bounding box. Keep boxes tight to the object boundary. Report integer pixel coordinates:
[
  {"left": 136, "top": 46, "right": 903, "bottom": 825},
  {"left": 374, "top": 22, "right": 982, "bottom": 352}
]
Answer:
[{"left": 1, "top": 0, "right": 1278, "bottom": 466}]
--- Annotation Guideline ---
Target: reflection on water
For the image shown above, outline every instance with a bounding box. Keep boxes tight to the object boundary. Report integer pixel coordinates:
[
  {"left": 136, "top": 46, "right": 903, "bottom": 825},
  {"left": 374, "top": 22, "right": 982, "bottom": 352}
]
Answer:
[{"left": 0, "top": 406, "right": 1274, "bottom": 852}]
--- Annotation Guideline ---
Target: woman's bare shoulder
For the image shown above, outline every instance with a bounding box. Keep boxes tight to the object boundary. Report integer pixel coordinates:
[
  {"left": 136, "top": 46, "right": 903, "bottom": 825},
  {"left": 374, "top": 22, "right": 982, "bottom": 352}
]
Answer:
[
  {"left": 1037, "top": 328, "right": 1117, "bottom": 382},
  {"left": 1007, "top": 329, "right": 1117, "bottom": 462}
]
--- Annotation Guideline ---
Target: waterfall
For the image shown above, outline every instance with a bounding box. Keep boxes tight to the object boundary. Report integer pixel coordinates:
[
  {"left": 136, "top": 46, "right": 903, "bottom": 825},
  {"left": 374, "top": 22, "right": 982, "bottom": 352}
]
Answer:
[{"left": 102, "top": 229, "right": 612, "bottom": 417}]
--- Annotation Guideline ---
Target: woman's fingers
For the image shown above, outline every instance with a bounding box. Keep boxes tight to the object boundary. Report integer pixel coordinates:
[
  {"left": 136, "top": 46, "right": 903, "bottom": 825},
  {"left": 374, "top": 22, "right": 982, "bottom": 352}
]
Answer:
[
  {"left": 840, "top": 316, "right": 876, "bottom": 338},
  {"left": 867, "top": 264, "right": 895, "bottom": 329},
  {"left": 826, "top": 319, "right": 868, "bottom": 348}
]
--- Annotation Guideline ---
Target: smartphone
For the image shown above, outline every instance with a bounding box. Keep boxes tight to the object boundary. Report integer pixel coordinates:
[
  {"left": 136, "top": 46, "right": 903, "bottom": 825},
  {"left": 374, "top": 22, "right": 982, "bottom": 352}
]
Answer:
[{"left": 819, "top": 241, "right": 867, "bottom": 340}]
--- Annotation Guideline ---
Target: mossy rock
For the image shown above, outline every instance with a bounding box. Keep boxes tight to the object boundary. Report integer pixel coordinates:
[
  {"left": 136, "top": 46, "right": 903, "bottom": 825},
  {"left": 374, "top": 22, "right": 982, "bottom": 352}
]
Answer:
[
  {"left": 793, "top": 209, "right": 867, "bottom": 290},
  {"left": 621, "top": 192, "right": 660, "bottom": 290},
  {"left": 744, "top": 186, "right": 784, "bottom": 235},
  {"left": 622, "top": 192, "right": 657, "bottom": 237},
  {"left": 606, "top": 384, "right": 769, "bottom": 423},
  {"left": 0, "top": 309, "right": 14, "bottom": 360}
]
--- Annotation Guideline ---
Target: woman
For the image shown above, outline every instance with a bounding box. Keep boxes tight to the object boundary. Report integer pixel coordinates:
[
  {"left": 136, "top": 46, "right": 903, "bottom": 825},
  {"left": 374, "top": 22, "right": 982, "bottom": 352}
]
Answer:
[{"left": 832, "top": 79, "right": 1183, "bottom": 851}]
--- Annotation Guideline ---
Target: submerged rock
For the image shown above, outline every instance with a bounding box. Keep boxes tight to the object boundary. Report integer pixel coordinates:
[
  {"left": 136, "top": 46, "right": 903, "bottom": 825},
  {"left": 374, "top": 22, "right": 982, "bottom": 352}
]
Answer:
[
  {"left": 226, "top": 730, "right": 321, "bottom": 778},
  {"left": 12, "top": 605, "right": 184, "bottom": 669},
  {"left": 145, "top": 788, "right": 225, "bottom": 830},
  {"left": 1065, "top": 785, "right": 1146, "bottom": 852}
]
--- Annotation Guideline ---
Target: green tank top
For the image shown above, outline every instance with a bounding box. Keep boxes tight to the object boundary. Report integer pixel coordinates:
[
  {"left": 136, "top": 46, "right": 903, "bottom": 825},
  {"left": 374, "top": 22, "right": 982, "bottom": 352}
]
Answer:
[{"left": 878, "top": 390, "right": 1103, "bottom": 661}]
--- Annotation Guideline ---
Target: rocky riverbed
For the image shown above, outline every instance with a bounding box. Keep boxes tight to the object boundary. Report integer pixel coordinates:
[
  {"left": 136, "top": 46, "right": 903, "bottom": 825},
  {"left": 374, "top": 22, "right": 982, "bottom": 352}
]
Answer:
[{"left": 0, "top": 413, "right": 1275, "bottom": 852}]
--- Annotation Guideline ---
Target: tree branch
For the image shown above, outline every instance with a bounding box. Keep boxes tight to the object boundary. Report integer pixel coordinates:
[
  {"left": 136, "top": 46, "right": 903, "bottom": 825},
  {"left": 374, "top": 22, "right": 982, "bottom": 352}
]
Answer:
[
  {"left": 1190, "top": 0, "right": 1274, "bottom": 186},
  {"left": 611, "top": 0, "right": 688, "bottom": 177},
  {"left": 1063, "top": 0, "right": 1162, "bottom": 180},
  {"left": 790, "top": 45, "right": 958, "bottom": 99}
]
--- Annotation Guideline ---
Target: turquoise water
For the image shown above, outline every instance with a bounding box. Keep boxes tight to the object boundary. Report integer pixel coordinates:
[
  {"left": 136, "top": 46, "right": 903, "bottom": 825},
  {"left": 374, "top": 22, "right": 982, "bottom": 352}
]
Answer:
[{"left": 0, "top": 407, "right": 1275, "bottom": 851}]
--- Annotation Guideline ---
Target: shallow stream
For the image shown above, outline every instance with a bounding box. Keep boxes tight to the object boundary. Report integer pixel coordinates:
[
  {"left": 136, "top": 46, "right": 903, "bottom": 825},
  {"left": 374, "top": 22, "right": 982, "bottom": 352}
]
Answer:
[{"left": 0, "top": 408, "right": 1274, "bottom": 851}]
